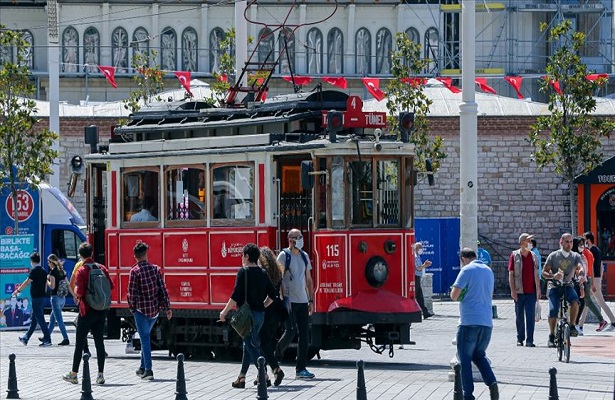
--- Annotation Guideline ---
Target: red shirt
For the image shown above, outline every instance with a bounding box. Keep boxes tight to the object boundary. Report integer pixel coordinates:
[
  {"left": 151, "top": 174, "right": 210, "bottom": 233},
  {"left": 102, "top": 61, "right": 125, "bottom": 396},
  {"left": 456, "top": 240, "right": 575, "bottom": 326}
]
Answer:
[
  {"left": 75, "top": 258, "right": 114, "bottom": 316},
  {"left": 508, "top": 251, "right": 536, "bottom": 294}
]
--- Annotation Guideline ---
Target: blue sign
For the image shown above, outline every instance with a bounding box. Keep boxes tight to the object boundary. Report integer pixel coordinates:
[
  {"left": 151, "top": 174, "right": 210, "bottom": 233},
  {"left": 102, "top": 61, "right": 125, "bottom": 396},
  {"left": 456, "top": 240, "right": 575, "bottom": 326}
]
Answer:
[
  {"left": 0, "top": 185, "right": 40, "bottom": 252},
  {"left": 416, "top": 218, "right": 460, "bottom": 294},
  {"left": 0, "top": 234, "right": 35, "bottom": 331}
]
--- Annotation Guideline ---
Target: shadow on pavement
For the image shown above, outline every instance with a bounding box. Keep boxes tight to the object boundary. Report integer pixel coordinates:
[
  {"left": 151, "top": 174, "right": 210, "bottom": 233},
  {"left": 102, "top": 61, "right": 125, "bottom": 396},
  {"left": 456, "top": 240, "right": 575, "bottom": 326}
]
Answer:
[{"left": 311, "top": 359, "right": 450, "bottom": 372}]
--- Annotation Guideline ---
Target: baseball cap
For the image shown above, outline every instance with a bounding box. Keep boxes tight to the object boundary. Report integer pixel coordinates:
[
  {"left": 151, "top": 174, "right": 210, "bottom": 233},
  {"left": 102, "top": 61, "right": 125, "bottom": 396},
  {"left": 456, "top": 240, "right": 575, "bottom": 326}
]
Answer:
[{"left": 518, "top": 233, "right": 534, "bottom": 243}]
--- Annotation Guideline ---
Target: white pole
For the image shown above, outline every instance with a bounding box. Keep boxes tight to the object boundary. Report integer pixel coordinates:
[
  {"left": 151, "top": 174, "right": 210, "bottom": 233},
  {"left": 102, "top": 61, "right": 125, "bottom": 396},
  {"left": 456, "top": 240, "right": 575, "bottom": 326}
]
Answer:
[
  {"left": 48, "top": 0, "right": 60, "bottom": 188},
  {"left": 459, "top": 0, "right": 478, "bottom": 251},
  {"left": 235, "top": 0, "right": 247, "bottom": 86}
]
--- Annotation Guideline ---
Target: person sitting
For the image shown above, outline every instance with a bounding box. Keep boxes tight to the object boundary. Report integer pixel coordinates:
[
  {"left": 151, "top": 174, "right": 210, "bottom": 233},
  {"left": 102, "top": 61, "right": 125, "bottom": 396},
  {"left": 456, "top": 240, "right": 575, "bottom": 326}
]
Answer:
[{"left": 130, "top": 196, "right": 157, "bottom": 222}]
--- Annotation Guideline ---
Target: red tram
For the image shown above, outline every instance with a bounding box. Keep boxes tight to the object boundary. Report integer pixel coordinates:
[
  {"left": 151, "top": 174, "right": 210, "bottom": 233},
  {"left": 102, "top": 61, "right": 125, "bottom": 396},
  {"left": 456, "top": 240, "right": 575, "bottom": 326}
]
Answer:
[{"left": 84, "top": 89, "right": 422, "bottom": 359}]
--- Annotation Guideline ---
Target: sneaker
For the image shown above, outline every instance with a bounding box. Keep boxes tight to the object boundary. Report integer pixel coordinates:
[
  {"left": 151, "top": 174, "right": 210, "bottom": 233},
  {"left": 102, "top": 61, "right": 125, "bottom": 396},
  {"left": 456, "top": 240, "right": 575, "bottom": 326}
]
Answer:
[
  {"left": 295, "top": 369, "right": 315, "bottom": 379},
  {"left": 548, "top": 335, "right": 556, "bottom": 348},
  {"left": 58, "top": 339, "right": 70, "bottom": 346},
  {"left": 136, "top": 367, "right": 145, "bottom": 377},
  {"left": 576, "top": 326, "right": 584, "bottom": 336},
  {"left": 39, "top": 341, "right": 52, "bottom": 347},
  {"left": 516, "top": 341, "right": 523, "bottom": 346},
  {"left": 570, "top": 326, "right": 578, "bottom": 337},
  {"left": 96, "top": 374, "right": 105, "bottom": 385},
  {"left": 18, "top": 336, "right": 28, "bottom": 346},
  {"left": 489, "top": 382, "right": 499, "bottom": 400},
  {"left": 38, "top": 337, "right": 45, "bottom": 342},
  {"left": 62, "top": 373, "right": 78, "bottom": 384},
  {"left": 398, "top": 345, "right": 404, "bottom": 349},
  {"left": 606, "top": 323, "right": 615, "bottom": 332},
  {"left": 596, "top": 320, "right": 608, "bottom": 332},
  {"left": 141, "top": 369, "right": 154, "bottom": 381},
  {"left": 83, "top": 351, "right": 91, "bottom": 358},
  {"left": 525, "top": 342, "right": 536, "bottom": 347}
]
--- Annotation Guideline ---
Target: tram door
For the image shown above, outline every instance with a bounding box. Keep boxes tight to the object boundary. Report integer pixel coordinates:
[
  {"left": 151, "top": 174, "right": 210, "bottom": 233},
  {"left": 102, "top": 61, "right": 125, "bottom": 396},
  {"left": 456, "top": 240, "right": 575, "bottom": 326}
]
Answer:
[
  {"left": 87, "top": 163, "right": 108, "bottom": 264},
  {"left": 277, "top": 156, "right": 313, "bottom": 254}
]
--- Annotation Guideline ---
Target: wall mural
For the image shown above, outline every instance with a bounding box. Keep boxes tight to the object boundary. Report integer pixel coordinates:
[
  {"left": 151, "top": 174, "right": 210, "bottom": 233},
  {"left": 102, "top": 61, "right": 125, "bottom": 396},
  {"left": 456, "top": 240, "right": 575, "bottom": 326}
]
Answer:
[
  {"left": 62, "top": 26, "right": 79, "bottom": 73},
  {"left": 112, "top": 27, "right": 129, "bottom": 73},
  {"left": 355, "top": 28, "right": 371, "bottom": 75},
  {"left": 132, "top": 27, "right": 149, "bottom": 67},
  {"left": 20, "top": 30, "right": 33, "bottom": 68},
  {"left": 306, "top": 28, "right": 323, "bottom": 75},
  {"left": 209, "top": 27, "right": 225, "bottom": 73},
  {"left": 375, "top": 28, "right": 391, "bottom": 74},
  {"left": 327, "top": 28, "right": 343, "bottom": 74},
  {"left": 182, "top": 27, "right": 198, "bottom": 71},
  {"left": 257, "top": 28, "right": 274, "bottom": 64},
  {"left": 278, "top": 28, "right": 295, "bottom": 74},
  {"left": 161, "top": 27, "right": 176, "bottom": 71},
  {"left": 84, "top": 27, "right": 99, "bottom": 73}
]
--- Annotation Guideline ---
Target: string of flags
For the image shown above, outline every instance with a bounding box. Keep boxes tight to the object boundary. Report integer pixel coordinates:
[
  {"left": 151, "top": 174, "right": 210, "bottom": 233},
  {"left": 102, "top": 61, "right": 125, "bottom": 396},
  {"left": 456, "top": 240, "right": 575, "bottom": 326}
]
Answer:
[{"left": 93, "top": 64, "right": 611, "bottom": 102}]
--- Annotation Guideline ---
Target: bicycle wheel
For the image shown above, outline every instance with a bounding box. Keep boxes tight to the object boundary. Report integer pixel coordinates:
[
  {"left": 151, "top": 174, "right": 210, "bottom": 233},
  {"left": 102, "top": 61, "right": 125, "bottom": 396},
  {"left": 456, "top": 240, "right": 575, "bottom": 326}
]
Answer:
[
  {"left": 563, "top": 323, "right": 571, "bottom": 363},
  {"left": 557, "top": 323, "right": 563, "bottom": 361}
]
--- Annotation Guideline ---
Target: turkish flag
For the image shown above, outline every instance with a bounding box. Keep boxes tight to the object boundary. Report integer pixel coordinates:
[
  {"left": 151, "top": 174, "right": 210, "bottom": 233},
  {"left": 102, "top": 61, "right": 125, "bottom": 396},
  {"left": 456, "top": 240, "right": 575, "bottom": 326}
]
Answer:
[
  {"left": 174, "top": 71, "right": 192, "bottom": 95},
  {"left": 282, "top": 76, "right": 313, "bottom": 85},
  {"left": 542, "top": 76, "right": 563, "bottom": 95},
  {"left": 217, "top": 74, "right": 228, "bottom": 83},
  {"left": 504, "top": 76, "right": 524, "bottom": 99},
  {"left": 362, "top": 77, "right": 386, "bottom": 101},
  {"left": 475, "top": 78, "right": 497, "bottom": 95},
  {"left": 435, "top": 77, "right": 461, "bottom": 93},
  {"left": 400, "top": 77, "right": 427, "bottom": 87},
  {"left": 586, "top": 73, "right": 608, "bottom": 82},
  {"left": 97, "top": 66, "right": 117, "bottom": 89},
  {"left": 322, "top": 76, "right": 348, "bottom": 89}
]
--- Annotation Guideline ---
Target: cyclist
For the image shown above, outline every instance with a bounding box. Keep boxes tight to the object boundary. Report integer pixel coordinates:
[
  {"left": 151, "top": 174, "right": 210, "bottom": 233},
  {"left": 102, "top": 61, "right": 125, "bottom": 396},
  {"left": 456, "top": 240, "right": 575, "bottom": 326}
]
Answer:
[{"left": 542, "top": 233, "right": 584, "bottom": 348}]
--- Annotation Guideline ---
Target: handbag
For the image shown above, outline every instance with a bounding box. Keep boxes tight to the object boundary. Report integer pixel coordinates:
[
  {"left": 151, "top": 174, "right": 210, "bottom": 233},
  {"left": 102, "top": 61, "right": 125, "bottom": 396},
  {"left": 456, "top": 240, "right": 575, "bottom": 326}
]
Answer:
[{"left": 230, "top": 268, "right": 253, "bottom": 338}]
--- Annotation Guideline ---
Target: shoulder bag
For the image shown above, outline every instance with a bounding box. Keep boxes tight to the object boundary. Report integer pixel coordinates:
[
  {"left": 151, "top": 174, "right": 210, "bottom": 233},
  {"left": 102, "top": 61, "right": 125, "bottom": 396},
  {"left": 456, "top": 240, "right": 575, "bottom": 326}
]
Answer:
[{"left": 230, "top": 268, "right": 253, "bottom": 338}]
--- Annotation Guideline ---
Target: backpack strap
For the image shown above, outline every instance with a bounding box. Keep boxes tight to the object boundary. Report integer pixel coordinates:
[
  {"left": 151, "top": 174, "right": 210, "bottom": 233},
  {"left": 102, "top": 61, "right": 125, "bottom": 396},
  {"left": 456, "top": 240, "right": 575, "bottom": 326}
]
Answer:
[{"left": 283, "top": 248, "right": 292, "bottom": 274}]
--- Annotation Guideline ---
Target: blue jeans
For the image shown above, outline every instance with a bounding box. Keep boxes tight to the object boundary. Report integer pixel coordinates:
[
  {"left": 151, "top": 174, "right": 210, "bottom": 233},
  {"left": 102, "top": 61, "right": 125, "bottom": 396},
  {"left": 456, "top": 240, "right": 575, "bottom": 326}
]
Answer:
[
  {"left": 240, "top": 311, "right": 265, "bottom": 375},
  {"left": 548, "top": 285, "right": 579, "bottom": 318},
  {"left": 456, "top": 325, "right": 497, "bottom": 400},
  {"left": 24, "top": 297, "right": 51, "bottom": 342},
  {"left": 134, "top": 311, "right": 158, "bottom": 371},
  {"left": 514, "top": 293, "right": 536, "bottom": 344},
  {"left": 48, "top": 295, "right": 69, "bottom": 340}
]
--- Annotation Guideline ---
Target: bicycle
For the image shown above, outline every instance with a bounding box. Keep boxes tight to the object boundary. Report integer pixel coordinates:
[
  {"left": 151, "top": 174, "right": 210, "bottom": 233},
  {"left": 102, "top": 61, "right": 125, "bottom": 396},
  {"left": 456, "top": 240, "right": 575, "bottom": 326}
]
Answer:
[{"left": 552, "top": 280, "right": 577, "bottom": 363}]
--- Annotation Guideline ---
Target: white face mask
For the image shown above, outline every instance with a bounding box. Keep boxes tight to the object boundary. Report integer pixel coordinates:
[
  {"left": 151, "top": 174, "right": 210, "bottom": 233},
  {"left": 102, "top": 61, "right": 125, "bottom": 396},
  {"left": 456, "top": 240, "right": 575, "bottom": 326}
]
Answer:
[
  {"left": 561, "top": 250, "right": 570, "bottom": 257},
  {"left": 295, "top": 237, "right": 304, "bottom": 250},
  {"left": 417, "top": 249, "right": 424, "bottom": 255},
  {"left": 525, "top": 243, "right": 533, "bottom": 251}
]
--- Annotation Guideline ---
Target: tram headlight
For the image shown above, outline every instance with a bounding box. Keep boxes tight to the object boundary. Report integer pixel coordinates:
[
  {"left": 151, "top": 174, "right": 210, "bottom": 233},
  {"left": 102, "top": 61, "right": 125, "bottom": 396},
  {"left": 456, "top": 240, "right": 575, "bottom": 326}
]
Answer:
[{"left": 365, "top": 256, "right": 389, "bottom": 288}]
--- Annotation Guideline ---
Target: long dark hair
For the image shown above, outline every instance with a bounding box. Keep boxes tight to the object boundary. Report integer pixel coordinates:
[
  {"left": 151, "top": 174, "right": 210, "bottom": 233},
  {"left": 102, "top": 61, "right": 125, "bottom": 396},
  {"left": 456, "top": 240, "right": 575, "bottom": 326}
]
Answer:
[
  {"left": 259, "top": 247, "right": 283, "bottom": 286},
  {"left": 572, "top": 237, "right": 585, "bottom": 254}
]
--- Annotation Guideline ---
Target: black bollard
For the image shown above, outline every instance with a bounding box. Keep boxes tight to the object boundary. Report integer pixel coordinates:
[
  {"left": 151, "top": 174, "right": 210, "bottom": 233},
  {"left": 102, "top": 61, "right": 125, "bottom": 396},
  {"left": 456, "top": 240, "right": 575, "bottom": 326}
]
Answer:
[
  {"left": 6, "top": 353, "right": 19, "bottom": 399},
  {"left": 256, "top": 356, "right": 268, "bottom": 400},
  {"left": 356, "top": 360, "right": 367, "bottom": 400},
  {"left": 548, "top": 367, "right": 559, "bottom": 400},
  {"left": 80, "top": 353, "right": 94, "bottom": 400},
  {"left": 453, "top": 363, "right": 463, "bottom": 400},
  {"left": 175, "top": 353, "right": 188, "bottom": 400}
]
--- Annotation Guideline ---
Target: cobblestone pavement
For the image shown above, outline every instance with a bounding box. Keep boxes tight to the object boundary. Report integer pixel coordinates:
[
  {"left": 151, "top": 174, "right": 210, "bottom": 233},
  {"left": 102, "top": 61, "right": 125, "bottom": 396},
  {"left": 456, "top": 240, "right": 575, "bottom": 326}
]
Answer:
[{"left": 1, "top": 299, "right": 614, "bottom": 400}]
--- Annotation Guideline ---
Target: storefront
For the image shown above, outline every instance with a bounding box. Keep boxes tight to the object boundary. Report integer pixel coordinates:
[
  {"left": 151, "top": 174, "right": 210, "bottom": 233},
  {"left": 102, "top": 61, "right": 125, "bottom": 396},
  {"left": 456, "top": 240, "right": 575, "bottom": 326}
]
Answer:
[{"left": 576, "top": 155, "right": 615, "bottom": 300}]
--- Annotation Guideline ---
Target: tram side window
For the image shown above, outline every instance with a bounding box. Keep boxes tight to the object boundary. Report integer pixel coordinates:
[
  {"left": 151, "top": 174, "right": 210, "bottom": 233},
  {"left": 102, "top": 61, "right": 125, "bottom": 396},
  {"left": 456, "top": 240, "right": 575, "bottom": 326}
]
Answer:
[
  {"left": 350, "top": 160, "right": 373, "bottom": 226},
  {"left": 165, "top": 167, "right": 206, "bottom": 221},
  {"left": 122, "top": 169, "right": 160, "bottom": 223},
  {"left": 376, "top": 160, "right": 400, "bottom": 225},
  {"left": 331, "top": 156, "right": 345, "bottom": 228},
  {"left": 212, "top": 164, "right": 254, "bottom": 220}
]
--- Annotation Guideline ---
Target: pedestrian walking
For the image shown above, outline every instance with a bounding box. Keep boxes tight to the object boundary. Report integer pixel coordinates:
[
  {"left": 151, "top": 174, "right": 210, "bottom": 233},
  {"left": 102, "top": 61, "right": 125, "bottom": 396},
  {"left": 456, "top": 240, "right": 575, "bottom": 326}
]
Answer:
[
  {"left": 572, "top": 236, "right": 605, "bottom": 335},
  {"left": 414, "top": 241, "right": 434, "bottom": 319},
  {"left": 127, "top": 242, "right": 172, "bottom": 381},
  {"left": 451, "top": 247, "right": 499, "bottom": 400},
  {"left": 583, "top": 231, "right": 615, "bottom": 331},
  {"left": 219, "top": 243, "right": 277, "bottom": 388},
  {"left": 12, "top": 252, "right": 52, "bottom": 346},
  {"left": 63, "top": 242, "right": 113, "bottom": 385},
  {"left": 275, "top": 228, "right": 316, "bottom": 379},
  {"left": 45, "top": 253, "right": 73, "bottom": 345},
  {"left": 477, "top": 240, "right": 492, "bottom": 267},
  {"left": 508, "top": 233, "right": 541, "bottom": 347},
  {"left": 258, "top": 246, "right": 285, "bottom": 386}
]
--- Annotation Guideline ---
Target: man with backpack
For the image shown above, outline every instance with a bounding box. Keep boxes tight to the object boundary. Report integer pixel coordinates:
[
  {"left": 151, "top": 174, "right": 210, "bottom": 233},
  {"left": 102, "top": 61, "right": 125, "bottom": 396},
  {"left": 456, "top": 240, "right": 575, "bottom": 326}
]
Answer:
[
  {"left": 275, "top": 228, "right": 315, "bottom": 379},
  {"left": 63, "top": 242, "right": 113, "bottom": 386},
  {"left": 127, "top": 242, "right": 172, "bottom": 381}
]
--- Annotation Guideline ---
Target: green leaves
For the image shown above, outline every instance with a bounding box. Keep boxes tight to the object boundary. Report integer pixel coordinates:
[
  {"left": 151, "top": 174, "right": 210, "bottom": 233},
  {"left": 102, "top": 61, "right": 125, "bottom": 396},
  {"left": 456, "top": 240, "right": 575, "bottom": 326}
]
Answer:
[
  {"left": 386, "top": 32, "right": 446, "bottom": 174},
  {"left": 123, "top": 50, "right": 164, "bottom": 113}
]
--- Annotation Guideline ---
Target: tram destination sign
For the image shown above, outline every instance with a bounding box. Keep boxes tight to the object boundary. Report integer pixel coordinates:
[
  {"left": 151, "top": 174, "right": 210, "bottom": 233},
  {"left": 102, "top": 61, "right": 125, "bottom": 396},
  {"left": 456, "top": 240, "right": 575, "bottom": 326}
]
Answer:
[{"left": 322, "top": 96, "right": 387, "bottom": 129}]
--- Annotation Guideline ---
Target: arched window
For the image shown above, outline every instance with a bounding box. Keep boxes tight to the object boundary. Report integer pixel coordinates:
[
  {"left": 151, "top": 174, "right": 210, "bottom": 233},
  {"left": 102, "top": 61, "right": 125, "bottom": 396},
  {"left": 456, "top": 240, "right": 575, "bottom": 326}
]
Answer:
[
  {"left": 20, "top": 30, "right": 34, "bottom": 68},
  {"left": 132, "top": 27, "right": 149, "bottom": 68},
  {"left": 278, "top": 28, "right": 295, "bottom": 74},
  {"left": 306, "top": 28, "right": 322, "bottom": 75},
  {"left": 424, "top": 27, "right": 439, "bottom": 74},
  {"left": 182, "top": 27, "right": 198, "bottom": 71},
  {"left": 83, "top": 27, "right": 99, "bottom": 73},
  {"left": 375, "top": 28, "right": 392, "bottom": 74},
  {"left": 160, "top": 27, "right": 177, "bottom": 71},
  {"left": 257, "top": 28, "right": 274, "bottom": 64},
  {"left": 405, "top": 27, "right": 420, "bottom": 46},
  {"left": 209, "top": 28, "right": 225, "bottom": 72},
  {"left": 61, "top": 26, "right": 79, "bottom": 73},
  {"left": 0, "top": 42, "right": 14, "bottom": 65},
  {"left": 355, "top": 28, "right": 371, "bottom": 75},
  {"left": 112, "top": 27, "right": 129, "bottom": 73},
  {"left": 327, "top": 28, "right": 343, "bottom": 74}
]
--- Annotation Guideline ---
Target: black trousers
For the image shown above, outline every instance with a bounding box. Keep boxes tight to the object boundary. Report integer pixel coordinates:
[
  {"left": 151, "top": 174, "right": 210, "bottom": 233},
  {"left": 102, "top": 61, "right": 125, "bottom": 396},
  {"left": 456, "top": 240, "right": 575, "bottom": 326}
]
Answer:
[
  {"left": 276, "top": 302, "right": 310, "bottom": 372},
  {"left": 415, "top": 275, "right": 430, "bottom": 317},
  {"left": 72, "top": 309, "right": 106, "bottom": 373},
  {"left": 260, "top": 302, "right": 282, "bottom": 371}
]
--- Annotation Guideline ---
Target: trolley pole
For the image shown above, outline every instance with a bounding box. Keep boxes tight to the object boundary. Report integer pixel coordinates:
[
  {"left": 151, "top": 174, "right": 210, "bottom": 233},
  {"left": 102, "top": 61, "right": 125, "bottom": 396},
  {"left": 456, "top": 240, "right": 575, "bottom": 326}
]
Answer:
[
  {"left": 235, "top": 0, "right": 247, "bottom": 87},
  {"left": 459, "top": 0, "right": 478, "bottom": 251}
]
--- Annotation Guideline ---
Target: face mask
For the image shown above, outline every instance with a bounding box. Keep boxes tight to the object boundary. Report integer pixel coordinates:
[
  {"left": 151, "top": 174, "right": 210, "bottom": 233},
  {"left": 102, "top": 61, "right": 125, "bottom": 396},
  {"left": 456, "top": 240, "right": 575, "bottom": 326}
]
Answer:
[
  {"left": 295, "top": 238, "right": 304, "bottom": 250},
  {"left": 417, "top": 249, "right": 424, "bottom": 255},
  {"left": 560, "top": 250, "right": 570, "bottom": 257},
  {"left": 525, "top": 243, "right": 533, "bottom": 251}
]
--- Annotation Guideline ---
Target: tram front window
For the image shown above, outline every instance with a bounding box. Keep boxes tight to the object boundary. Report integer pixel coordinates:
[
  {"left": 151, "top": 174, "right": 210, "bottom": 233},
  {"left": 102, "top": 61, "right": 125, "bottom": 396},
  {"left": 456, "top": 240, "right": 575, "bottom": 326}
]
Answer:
[
  {"left": 122, "top": 168, "right": 159, "bottom": 224},
  {"left": 350, "top": 160, "right": 373, "bottom": 226},
  {"left": 376, "top": 160, "right": 400, "bottom": 225},
  {"left": 212, "top": 164, "right": 254, "bottom": 221}
]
